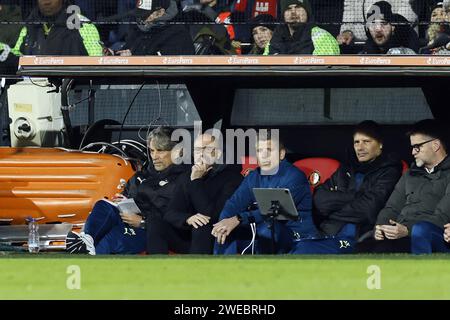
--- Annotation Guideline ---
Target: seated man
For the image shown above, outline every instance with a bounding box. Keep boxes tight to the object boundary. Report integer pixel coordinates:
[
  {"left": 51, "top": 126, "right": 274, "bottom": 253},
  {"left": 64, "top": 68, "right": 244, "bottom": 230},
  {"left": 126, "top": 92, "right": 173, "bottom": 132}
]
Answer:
[
  {"left": 66, "top": 127, "right": 187, "bottom": 255},
  {"left": 291, "top": 121, "right": 402, "bottom": 254},
  {"left": 146, "top": 133, "right": 243, "bottom": 254},
  {"left": 212, "top": 131, "right": 318, "bottom": 254},
  {"left": 374, "top": 119, "right": 450, "bottom": 254},
  {"left": 117, "top": 0, "right": 195, "bottom": 56},
  {"left": 11, "top": 0, "right": 102, "bottom": 56},
  {"left": 266, "top": 0, "right": 340, "bottom": 55}
]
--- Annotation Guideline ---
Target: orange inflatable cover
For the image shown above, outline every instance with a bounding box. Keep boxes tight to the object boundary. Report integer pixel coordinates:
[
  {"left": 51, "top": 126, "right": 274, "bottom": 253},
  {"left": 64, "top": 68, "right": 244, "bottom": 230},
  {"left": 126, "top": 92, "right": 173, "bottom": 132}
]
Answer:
[{"left": 0, "top": 147, "right": 135, "bottom": 225}]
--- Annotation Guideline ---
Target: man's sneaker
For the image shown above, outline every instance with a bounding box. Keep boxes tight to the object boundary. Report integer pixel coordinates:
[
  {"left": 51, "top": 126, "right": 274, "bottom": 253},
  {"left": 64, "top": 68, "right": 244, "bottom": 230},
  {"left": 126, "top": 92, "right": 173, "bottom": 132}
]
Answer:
[{"left": 66, "top": 231, "right": 96, "bottom": 255}]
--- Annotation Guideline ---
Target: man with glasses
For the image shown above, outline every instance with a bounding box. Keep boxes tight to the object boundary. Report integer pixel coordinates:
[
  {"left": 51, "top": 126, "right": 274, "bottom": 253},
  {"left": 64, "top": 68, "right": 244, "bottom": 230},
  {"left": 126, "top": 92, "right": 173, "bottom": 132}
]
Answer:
[
  {"left": 146, "top": 133, "right": 242, "bottom": 254},
  {"left": 373, "top": 119, "right": 450, "bottom": 254}
]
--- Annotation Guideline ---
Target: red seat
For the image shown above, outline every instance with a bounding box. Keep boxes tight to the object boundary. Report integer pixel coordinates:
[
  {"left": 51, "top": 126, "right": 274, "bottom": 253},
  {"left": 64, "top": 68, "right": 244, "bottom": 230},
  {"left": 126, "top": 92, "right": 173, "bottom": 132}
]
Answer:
[
  {"left": 240, "top": 156, "right": 258, "bottom": 177},
  {"left": 401, "top": 160, "right": 409, "bottom": 174},
  {"left": 293, "top": 157, "right": 341, "bottom": 191}
]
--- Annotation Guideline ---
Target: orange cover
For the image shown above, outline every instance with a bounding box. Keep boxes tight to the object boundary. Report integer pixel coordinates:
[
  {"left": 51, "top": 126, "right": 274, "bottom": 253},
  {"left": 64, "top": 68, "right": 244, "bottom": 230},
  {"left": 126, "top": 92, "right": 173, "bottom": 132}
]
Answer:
[{"left": 0, "top": 147, "right": 135, "bottom": 225}]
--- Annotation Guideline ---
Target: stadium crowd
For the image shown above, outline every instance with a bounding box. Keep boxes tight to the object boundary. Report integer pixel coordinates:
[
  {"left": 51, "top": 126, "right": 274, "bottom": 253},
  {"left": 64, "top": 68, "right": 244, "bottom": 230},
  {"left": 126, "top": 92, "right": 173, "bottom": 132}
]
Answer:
[{"left": 1, "top": 0, "right": 450, "bottom": 70}]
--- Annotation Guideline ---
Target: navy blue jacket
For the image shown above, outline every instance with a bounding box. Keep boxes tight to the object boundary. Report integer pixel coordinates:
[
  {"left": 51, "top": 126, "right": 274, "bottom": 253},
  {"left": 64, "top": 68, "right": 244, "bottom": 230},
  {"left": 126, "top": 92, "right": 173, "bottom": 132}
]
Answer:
[{"left": 219, "top": 159, "right": 318, "bottom": 238}]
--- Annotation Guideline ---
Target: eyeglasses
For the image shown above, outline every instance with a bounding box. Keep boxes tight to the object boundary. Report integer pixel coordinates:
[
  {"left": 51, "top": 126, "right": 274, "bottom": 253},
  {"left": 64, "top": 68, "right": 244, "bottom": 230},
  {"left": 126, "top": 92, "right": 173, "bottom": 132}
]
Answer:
[{"left": 411, "top": 138, "right": 436, "bottom": 153}]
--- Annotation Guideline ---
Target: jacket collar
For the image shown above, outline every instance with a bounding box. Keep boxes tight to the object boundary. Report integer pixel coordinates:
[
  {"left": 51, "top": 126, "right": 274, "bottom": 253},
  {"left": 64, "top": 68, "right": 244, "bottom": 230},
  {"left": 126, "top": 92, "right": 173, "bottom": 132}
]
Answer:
[
  {"left": 410, "top": 155, "right": 450, "bottom": 176},
  {"left": 257, "top": 158, "right": 290, "bottom": 176}
]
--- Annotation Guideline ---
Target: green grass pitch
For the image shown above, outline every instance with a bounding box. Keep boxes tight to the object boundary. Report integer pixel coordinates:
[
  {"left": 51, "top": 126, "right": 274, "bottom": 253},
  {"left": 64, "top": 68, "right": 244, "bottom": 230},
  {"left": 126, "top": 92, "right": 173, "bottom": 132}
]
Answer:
[{"left": 1, "top": 254, "right": 450, "bottom": 300}]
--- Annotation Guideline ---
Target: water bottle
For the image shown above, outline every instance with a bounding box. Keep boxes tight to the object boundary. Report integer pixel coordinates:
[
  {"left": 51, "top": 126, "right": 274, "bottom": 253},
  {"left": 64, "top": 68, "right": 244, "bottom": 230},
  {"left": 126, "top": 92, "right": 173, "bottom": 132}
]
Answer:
[{"left": 28, "top": 218, "right": 40, "bottom": 253}]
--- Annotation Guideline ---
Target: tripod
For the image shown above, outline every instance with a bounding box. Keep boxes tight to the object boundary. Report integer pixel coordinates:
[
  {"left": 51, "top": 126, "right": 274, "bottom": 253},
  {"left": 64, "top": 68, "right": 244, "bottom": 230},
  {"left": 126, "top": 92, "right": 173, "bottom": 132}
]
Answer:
[{"left": 267, "top": 200, "right": 281, "bottom": 254}]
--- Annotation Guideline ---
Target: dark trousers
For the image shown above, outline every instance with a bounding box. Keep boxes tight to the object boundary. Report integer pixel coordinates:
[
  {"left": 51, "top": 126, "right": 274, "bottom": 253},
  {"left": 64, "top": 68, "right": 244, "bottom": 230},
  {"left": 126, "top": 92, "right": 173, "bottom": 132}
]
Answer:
[
  {"left": 356, "top": 237, "right": 411, "bottom": 253},
  {"left": 147, "top": 215, "right": 214, "bottom": 254},
  {"left": 84, "top": 200, "right": 146, "bottom": 254},
  {"left": 356, "top": 221, "right": 450, "bottom": 254},
  {"left": 214, "top": 220, "right": 295, "bottom": 255},
  {"left": 411, "top": 221, "right": 450, "bottom": 254},
  {"left": 291, "top": 223, "right": 356, "bottom": 254}
]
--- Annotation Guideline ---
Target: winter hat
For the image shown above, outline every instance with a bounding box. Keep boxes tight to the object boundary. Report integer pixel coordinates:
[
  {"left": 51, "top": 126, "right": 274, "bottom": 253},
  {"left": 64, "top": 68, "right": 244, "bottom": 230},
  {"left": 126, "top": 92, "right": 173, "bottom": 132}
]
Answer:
[
  {"left": 366, "top": 1, "right": 394, "bottom": 23},
  {"left": 250, "top": 14, "right": 277, "bottom": 32},
  {"left": 430, "top": 1, "right": 444, "bottom": 12},
  {"left": 280, "top": 0, "right": 312, "bottom": 17},
  {"left": 136, "top": 0, "right": 171, "bottom": 19}
]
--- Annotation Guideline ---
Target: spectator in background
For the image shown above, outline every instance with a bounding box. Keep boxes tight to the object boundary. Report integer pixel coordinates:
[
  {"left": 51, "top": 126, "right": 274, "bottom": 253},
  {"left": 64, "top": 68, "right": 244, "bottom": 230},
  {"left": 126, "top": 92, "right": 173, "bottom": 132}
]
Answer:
[
  {"left": 10, "top": 0, "right": 102, "bottom": 56},
  {"left": 182, "top": 4, "right": 235, "bottom": 55},
  {"left": 196, "top": 0, "right": 244, "bottom": 53},
  {"left": 118, "top": 0, "right": 194, "bottom": 56},
  {"left": 373, "top": 120, "right": 450, "bottom": 254},
  {"left": 337, "top": 29, "right": 354, "bottom": 46},
  {"left": 66, "top": 127, "right": 187, "bottom": 255},
  {"left": 266, "top": 0, "right": 340, "bottom": 55},
  {"left": 0, "top": 2, "right": 23, "bottom": 48},
  {"left": 340, "top": 0, "right": 418, "bottom": 42},
  {"left": 361, "top": 1, "right": 419, "bottom": 54},
  {"left": 337, "top": 29, "right": 362, "bottom": 54},
  {"left": 228, "top": 0, "right": 279, "bottom": 48},
  {"left": 292, "top": 121, "right": 402, "bottom": 254},
  {"left": 0, "top": 2, "right": 23, "bottom": 71},
  {"left": 421, "top": 2, "right": 450, "bottom": 54},
  {"left": 147, "top": 133, "right": 242, "bottom": 254},
  {"left": 248, "top": 14, "right": 276, "bottom": 55}
]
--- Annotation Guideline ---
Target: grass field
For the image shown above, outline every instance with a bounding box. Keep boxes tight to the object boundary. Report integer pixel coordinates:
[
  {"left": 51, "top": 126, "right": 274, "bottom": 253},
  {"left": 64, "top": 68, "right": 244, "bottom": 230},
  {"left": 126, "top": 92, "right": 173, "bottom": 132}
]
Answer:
[{"left": 1, "top": 254, "right": 450, "bottom": 300}]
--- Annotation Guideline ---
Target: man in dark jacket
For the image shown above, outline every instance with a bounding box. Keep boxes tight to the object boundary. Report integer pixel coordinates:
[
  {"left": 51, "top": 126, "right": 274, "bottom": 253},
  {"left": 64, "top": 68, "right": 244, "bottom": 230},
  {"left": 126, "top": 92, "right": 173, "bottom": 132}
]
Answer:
[
  {"left": 361, "top": 1, "right": 419, "bottom": 54},
  {"left": 11, "top": 0, "right": 102, "bottom": 56},
  {"left": 146, "top": 133, "right": 243, "bottom": 254},
  {"left": 266, "top": 0, "right": 339, "bottom": 55},
  {"left": 0, "top": 2, "right": 23, "bottom": 74},
  {"left": 117, "top": 0, "right": 194, "bottom": 56},
  {"left": 66, "top": 127, "right": 187, "bottom": 255},
  {"left": 292, "top": 121, "right": 402, "bottom": 254},
  {"left": 0, "top": 2, "right": 22, "bottom": 48},
  {"left": 213, "top": 131, "right": 318, "bottom": 255},
  {"left": 374, "top": 119, "right": 450, "bottom": 254}
]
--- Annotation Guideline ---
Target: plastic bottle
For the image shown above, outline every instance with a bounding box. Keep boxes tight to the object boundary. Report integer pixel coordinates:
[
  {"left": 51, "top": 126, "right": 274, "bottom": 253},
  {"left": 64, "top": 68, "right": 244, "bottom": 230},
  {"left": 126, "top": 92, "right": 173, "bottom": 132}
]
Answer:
[{"left": 28, "top": 218, "right": 40, "bottom": 253}]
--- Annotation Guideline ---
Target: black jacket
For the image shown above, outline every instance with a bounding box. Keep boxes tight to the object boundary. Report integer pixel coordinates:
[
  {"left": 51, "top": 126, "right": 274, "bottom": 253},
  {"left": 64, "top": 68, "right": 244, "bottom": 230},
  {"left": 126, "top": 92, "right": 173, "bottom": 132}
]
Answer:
[
  {"left": 20, "top": 7, "right": 94, "bottom": 55},
  {"left": 164, "top": 165, "right": 243, "bottom": 230},
  {"left": 314, "top": 153, "right": 402, "bottom": 238},
  {"left": 123, "top": 164, "right": 188, "bottom": 220},
  {"left": 377, "top": 156, "right": 450, "bottom": 232},
  {"left": 361, "top": 14, "right": 419, "bottom": 54},
  {"left": 125, "top": 24, "right": 195, "bottom": 56},
  {"left": 268, "top": 23, "right": 315, "bottom": 55}
]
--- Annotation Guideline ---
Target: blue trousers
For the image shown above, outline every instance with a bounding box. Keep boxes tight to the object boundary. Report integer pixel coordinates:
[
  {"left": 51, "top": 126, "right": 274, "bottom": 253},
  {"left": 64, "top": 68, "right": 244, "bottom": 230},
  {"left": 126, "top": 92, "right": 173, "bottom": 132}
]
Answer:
[
  {"left": 214, "top": 220, "right": 296, "bottom": 255},
  {"left": 290, "top": 224, "right": 356, "bottom": 254},
  {"left": 84, "top": 201, "right": 146, "bottom": 254},
  {"left": 411, "top": 221, "right": 450, "bottom": 254}
]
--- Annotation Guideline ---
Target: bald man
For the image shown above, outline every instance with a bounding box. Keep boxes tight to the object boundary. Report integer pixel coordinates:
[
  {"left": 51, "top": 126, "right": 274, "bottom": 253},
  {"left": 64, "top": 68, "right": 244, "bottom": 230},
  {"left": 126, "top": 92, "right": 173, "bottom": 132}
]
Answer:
[{"left": 146, "top": 133, "right": 243, "bottom": 254}]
